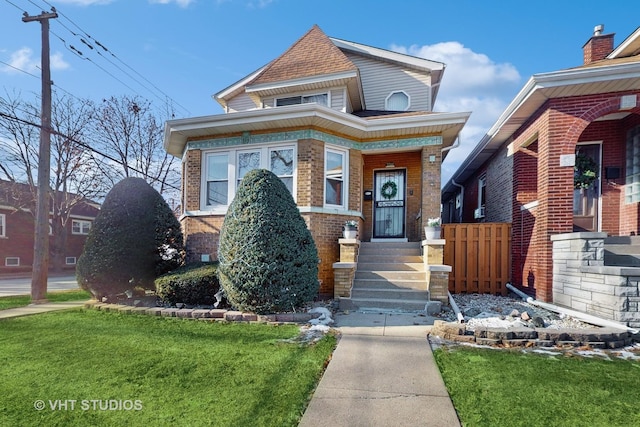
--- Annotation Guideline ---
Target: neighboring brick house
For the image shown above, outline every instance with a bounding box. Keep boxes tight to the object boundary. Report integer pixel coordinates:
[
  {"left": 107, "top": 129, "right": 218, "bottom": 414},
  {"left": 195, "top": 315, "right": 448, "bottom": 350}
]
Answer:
[
  {"left": 442, "top": 25, "right": 640, "bottom": 302},
  {"left": 164, "top": 25, "right": 470, "bottom": 297},
  {"left": 0, "top": 180, "right": 100, "bottom": 273}
]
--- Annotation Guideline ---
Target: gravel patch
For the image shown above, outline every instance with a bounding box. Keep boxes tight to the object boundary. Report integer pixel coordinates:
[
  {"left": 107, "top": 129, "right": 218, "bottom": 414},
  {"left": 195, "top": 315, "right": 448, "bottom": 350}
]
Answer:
[{"left": 441, "top": 293, "right": 597, "bottom": 331}]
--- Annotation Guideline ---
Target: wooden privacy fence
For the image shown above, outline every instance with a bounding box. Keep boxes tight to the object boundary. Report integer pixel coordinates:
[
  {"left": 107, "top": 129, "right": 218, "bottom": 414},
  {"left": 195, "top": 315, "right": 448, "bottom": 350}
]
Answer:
[{"left": 442, "top": 223, "right": 511, "bottom": 295}]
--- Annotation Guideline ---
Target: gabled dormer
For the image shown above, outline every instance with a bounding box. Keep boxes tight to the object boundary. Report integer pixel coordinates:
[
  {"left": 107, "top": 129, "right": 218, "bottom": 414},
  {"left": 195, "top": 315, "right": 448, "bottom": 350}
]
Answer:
[{"left": 214, "top": 25, "right": 444, "bottom": 115}]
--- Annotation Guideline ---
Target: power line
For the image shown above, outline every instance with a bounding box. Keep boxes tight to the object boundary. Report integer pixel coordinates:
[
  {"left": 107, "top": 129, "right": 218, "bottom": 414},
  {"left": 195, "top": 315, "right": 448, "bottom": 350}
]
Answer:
[
  {"left": 0, "top": 111, "right": 180, "bottom": 191},
  {"left": 2, "top": 0, "right": 25, "bottom": 12},
  {"left": 37, "top": 0, "right": 190, "bottom": 116}
]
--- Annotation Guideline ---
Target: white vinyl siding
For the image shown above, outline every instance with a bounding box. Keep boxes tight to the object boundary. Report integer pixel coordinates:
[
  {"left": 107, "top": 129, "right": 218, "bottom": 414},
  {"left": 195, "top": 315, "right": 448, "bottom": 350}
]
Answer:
[
  {"left": 330, "top": 88, "right": 346, "bottom": 111},
  {"left": 226, "top": 93, "right": 259, "bottom": 113},
  {"left": 343, "top": 52, "right": 432, "bottom": 111}
]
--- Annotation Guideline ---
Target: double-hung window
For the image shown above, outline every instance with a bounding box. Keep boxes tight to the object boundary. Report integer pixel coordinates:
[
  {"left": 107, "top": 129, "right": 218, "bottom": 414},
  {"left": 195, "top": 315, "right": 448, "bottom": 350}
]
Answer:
[
  {"left": 324, "top": 146, "right": 348, "bottom": 208},
  {"left": 0, "top": 214, "right": 5, "bottom": 237},
  {"left": 72, "top": 219, "right": 91, "bottom": 235},
  {"left": 205, "top": 153, "right": 229, "bottom": 206},
  {"left": 202, "top": 144, "right": 296, "bottom": 210}
]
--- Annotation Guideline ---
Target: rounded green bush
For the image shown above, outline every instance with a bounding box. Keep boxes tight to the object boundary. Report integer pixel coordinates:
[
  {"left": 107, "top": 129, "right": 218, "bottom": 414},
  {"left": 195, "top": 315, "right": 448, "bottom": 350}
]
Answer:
[
  {"left": 76, "top": 177, "right": 185, "bottom": 299},
  {"left": 218, "top": 169, "right": 319, "bottom": 314},
  {"left": 155, "top": 262, "right": 220, "bottom": 306}
]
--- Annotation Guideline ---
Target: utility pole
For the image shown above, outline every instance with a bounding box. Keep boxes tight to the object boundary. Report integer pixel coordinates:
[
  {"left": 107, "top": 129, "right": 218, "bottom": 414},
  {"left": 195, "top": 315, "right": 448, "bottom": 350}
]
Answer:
[{"left": 23, "top": 8, "right": 58, "bottom": 303}]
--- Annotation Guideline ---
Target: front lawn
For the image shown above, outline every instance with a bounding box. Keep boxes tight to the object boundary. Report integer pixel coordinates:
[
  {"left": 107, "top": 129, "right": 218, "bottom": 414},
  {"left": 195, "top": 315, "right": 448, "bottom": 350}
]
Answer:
[
  {"left": 0, "top": 290, "right": 92, "bottom": 310},
  {"left": 0, "top": 309, "right": 335, "bottom": 426},
  {"left": 434, "top": 345, "right": 640, "bottom": 427}
]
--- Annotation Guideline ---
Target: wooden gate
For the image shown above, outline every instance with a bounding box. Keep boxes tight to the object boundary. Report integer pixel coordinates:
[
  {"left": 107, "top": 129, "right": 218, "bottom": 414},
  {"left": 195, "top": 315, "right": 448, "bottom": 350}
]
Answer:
[{"left": 442, "top": 223, "right": 511, "bottom": 295}]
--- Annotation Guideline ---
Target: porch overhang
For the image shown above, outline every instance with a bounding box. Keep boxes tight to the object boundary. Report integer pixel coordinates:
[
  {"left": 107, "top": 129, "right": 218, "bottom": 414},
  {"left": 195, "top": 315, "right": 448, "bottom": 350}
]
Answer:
[
  {"left": 164, "top": 103, "right": 470, "bottom": 157},
  {"left": 442, "top": 60, "right": 640, "bottom": 200}
]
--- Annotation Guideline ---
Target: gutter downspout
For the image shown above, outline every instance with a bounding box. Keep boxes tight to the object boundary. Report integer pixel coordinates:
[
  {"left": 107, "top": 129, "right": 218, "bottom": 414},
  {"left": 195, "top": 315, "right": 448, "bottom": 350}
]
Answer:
[
  {"left": 442, "top": 137, "right": 464, "bottom": 223},
  {"left": 506, "top": 283, "right": 639, "bottom": 335}
]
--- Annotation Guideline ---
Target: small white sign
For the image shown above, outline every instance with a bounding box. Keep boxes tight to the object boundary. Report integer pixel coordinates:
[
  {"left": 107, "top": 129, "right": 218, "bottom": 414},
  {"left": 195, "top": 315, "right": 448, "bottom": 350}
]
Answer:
[
  {"left": 559, "top": 154, "right": 575, "bottom": 167},
  {"left": 620, "top": 94, "right": 637, "bottom": 110}
]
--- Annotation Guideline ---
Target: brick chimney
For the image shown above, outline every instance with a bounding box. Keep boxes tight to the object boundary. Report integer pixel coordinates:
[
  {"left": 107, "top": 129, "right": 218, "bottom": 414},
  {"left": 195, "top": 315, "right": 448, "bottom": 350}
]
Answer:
[{"left": 583, "top": 24, "right": 615, "bottom": 65}]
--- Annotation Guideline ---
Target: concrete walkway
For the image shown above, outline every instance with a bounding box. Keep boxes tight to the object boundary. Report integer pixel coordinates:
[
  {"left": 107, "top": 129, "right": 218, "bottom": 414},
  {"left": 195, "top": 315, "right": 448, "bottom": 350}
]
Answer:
[
  {"left": 0, "top": 300, "right": 87, "bottom": 320},
  {"left": 299, "top": 311, "right": 461, "bottom": 427}
]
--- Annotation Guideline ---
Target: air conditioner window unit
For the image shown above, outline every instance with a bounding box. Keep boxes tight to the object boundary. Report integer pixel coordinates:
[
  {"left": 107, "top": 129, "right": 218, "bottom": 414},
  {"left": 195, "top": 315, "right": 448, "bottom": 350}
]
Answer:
[{"left": 474, "top": 207, "right": 485, "bottom": 219}]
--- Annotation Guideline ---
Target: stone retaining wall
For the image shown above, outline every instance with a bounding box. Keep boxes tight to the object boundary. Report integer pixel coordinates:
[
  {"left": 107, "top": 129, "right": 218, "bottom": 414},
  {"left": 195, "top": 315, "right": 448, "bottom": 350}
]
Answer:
[
  {"left": 430, "top": 320, "right": 633, "bottom": 349},
  {"left": 85, "top": 302, "right": 322, "bottom": 324},
  {"left": 551, "top": 232, "right": 640, "bottom": 328}
]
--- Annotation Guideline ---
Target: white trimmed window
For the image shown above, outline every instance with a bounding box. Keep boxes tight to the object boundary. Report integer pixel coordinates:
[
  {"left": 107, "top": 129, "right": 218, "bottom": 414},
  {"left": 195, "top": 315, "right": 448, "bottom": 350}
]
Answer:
[
  {"left": 65, "top": 257, "right": 77, "bottom": 265},
  {"left": 626, "top": 125, "right": 640, "bottom": 204},
  {"left": 0, "top": 214, "right": 5, "bottom": 237},
  {"left": 202, "top": 144, "right": 296, "bottom": 210},
  {"left": 72, "top": 219, "right": 91, "bottom": 235},
  {"left": 5, "top": 257, "right": 19, "bottom": 267},
  {"left": 276, "top": 93, "right": 328, "bottom": 107},
  {"left": 324, "top": 146, "right": 348, "bottom": 208},
  {"left": 385, "top": 91, "right": 410, "bottom": 111}
]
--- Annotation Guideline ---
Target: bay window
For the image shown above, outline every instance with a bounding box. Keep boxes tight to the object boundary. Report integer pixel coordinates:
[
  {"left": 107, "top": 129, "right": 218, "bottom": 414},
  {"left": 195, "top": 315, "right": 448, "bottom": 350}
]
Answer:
[{"left": 202, "top": 144, "right": 296, "bottom": 210}]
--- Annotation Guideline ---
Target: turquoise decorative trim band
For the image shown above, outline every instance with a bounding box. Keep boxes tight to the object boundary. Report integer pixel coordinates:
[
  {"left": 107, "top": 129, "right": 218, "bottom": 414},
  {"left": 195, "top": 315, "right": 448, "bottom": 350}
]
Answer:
[{"left": 188, "top": 129, "right": 441, "bottom": 151}]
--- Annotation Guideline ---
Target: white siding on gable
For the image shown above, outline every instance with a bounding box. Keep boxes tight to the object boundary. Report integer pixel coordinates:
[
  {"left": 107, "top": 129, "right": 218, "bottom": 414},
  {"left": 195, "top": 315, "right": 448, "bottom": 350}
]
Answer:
[
  {"left": 227, "top": 93, "right": 258, "bottom": 113},
  {"left": 344, "top": 52, "right": 432, "bottom": 112},
  {"left": 330, "top": 88, "right": 346, "bottom": 112}
]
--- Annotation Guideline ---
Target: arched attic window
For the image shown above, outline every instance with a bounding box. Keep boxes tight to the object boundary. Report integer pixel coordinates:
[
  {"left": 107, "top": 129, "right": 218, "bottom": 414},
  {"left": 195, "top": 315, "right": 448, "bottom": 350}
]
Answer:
[{"left": 385, "top": 91, "right": 410, "bottom": 111}]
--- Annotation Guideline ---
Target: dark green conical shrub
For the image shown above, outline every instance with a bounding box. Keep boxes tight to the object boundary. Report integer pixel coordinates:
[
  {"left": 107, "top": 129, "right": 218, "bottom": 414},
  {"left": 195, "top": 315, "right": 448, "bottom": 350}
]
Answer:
[
  {"left": 217, "top": 169, "right": 319, "bottom": 314},
  {"left": 76, "top": 177, "right": 185, "bottom": 299}
]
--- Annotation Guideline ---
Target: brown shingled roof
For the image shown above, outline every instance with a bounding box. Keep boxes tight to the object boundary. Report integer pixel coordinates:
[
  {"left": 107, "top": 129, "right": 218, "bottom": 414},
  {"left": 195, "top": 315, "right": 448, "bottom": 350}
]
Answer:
[{"left": 251, "top": 25, "right": 357, "bottom": 85}]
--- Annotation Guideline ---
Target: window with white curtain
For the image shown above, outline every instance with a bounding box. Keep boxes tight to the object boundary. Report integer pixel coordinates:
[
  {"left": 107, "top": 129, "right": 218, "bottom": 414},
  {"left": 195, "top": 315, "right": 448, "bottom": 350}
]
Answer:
[{"left": 276, "top": 93, "right": 328, "bottom": 107}]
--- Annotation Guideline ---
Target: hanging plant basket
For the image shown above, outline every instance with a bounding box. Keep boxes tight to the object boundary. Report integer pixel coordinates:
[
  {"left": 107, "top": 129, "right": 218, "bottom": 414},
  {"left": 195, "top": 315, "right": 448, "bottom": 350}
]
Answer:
[
  {"left": 574, "top": 152, "right": 597, "bottom": 190},
  {"left": 380, "top": 180, "right": 398, "bottom": 200}
]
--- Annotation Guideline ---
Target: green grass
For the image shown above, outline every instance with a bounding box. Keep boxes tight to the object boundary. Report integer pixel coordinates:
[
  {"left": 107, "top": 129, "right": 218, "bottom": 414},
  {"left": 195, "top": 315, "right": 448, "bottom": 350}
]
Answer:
[
  {"left": 0, "top": 290, "right": 92, "bottom": 310},
  {"left": 434, "top": 345, "right": 640, "bottom": 427},
  {"left": 0, "top": 309, "right": 336, "bottom": 427}
]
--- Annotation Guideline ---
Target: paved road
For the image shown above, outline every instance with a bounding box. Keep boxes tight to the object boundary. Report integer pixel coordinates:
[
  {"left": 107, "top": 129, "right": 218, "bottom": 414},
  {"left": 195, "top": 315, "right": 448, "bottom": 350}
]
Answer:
[{"left": 0, "top": 275, "right": 80, "bottom": 297}]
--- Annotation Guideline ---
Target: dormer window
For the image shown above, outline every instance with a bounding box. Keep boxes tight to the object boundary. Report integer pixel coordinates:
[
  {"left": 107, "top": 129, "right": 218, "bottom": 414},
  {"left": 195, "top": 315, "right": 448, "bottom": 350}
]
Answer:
[
  {"left": 276, "top": 93, "right": 328, "bottom": 107},
  {"left": 385, "top": 91, "right": 410, "bottom": 111}
]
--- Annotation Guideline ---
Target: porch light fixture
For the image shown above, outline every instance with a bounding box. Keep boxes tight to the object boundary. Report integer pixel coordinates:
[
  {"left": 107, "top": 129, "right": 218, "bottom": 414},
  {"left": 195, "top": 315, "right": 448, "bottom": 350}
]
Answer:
[
  {"left": 385, "top": 162, "right": 395, "bottom": 168},
  {"left": 429, "top": 155, "right": 436, "bottom": 163}
]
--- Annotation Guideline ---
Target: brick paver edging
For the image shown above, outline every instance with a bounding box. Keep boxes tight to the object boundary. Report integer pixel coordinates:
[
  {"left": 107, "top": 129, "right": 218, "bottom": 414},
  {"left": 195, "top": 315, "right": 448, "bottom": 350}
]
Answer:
[
  {"left": 430, "top": 320, "right": 635, "bottom": 349},
  {"left": 84, "top": 301, "right": 322, "bottom": 324}
]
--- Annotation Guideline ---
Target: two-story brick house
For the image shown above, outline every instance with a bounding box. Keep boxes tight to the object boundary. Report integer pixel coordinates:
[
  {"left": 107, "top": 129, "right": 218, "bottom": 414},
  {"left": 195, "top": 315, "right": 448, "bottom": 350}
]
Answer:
[
  {"left": 0, "top": 180, "right": 100, "bottom": 273},
  {"left": 164, "top": 25, "right": 470, "bottom": 297}
]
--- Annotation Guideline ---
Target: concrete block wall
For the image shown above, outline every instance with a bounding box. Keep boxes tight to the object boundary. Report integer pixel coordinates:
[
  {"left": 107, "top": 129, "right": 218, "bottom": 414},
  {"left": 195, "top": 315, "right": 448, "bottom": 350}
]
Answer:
[{"left": 552, "top": 232, "right": 640, "bottom": 328}]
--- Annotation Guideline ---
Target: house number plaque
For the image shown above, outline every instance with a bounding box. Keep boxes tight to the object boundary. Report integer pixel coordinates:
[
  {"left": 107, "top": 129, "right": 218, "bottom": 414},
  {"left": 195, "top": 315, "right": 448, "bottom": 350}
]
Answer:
[{"left": 376, "top": 200, "right": 404, "bottom": 208}]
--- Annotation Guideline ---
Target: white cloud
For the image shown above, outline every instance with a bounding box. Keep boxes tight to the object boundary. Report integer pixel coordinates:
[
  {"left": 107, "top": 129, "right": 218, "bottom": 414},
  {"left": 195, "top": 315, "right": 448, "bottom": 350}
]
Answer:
[
  {"left": 0, "top": 48, "right": 70, "bottom": 74},
  {"left": 391, "top": 41, "right": 523, "bottom": 184},
  {"left": 148, "top": 0, "right": 195, "bottom": 7}
]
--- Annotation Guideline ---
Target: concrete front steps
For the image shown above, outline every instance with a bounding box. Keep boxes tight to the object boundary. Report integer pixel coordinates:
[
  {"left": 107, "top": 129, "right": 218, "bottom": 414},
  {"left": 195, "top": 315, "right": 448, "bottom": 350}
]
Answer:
[
  {"left": 604, "top": 235, "right": 640, "bottom": 267},
  {"left": 342, "top": 242, "right": 435, "bottom": 312}
]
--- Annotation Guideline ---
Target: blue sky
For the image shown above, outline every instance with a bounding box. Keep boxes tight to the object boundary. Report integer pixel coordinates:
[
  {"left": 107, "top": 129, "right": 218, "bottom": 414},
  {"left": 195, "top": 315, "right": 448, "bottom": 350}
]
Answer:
[{"left": 1, "top": 0, "right": 638, "bottom": 184}]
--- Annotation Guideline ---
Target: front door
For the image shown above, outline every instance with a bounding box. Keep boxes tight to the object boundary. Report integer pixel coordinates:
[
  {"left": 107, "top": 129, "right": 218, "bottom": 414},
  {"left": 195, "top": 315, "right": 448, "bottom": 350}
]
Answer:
[
  {"left": 373, "top": 170, "right": 406, "bottom": 238},
  {"left": 573, "top": 143, "right": 601, "bottom": 232}
]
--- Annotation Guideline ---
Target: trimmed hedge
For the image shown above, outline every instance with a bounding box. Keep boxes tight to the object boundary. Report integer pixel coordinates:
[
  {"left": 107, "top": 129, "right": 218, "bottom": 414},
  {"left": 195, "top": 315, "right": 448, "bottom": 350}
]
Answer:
[
  {"left": 155, "top": 262, "right": 220, "bottom": 307},
  {"left": 218, "top": 169, "right": 319, "bottom": 314},
  {"left": 76, "top": 177, "right": 185, "bottom": 299}
]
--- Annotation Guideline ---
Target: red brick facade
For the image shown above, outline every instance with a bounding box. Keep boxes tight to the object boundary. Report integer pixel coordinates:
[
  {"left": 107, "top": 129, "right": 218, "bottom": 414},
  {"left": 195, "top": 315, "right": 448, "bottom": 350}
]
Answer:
[{"left": 451, "top": 91, "right": 640, "bottom": 301}]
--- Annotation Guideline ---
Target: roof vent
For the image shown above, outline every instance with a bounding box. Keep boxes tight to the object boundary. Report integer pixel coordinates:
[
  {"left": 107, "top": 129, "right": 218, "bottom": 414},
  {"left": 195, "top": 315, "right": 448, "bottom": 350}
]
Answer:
[{"left": 594, "top": 24, "right": 604, "bottom": 36}]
